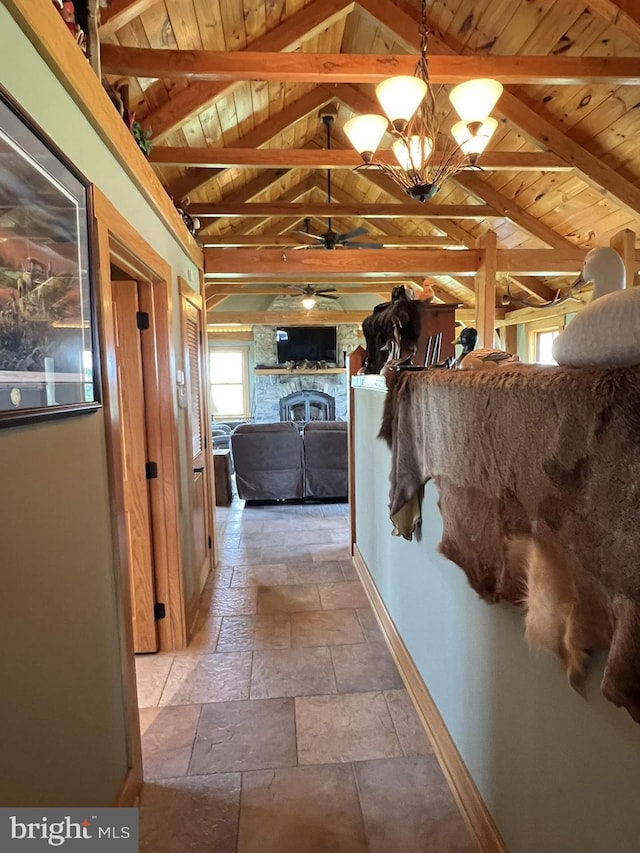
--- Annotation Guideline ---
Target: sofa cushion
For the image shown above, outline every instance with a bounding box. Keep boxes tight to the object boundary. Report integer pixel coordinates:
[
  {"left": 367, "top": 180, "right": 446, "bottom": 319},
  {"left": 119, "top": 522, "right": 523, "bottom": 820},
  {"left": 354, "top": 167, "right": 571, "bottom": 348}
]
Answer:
[
  {"left": 231, "top": 422, "right": 304, "bottom": 500},
  {"left": 303, "top": 421, "right": 348, "bottom": 499}
]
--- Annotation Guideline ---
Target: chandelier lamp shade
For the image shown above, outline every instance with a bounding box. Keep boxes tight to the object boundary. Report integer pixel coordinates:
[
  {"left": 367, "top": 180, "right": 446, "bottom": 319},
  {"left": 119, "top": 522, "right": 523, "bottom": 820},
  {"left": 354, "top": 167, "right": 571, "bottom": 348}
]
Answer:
[
  {"left": 301, "top": 296, "right": 317, "bottom": 310},
  {"left": 344, "top": 2, "right": 503, "bottom": 202}
]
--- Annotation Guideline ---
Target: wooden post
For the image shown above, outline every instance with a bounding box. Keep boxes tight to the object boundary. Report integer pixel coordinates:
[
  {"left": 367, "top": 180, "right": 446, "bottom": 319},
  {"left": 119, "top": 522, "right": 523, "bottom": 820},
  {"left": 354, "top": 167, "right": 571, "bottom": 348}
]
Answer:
[
  {"left": 610, "top": 228, "right": 636, "bottom": 287},
  {"left": 475, "top": 231, "right": 497, "bottom": 348}
]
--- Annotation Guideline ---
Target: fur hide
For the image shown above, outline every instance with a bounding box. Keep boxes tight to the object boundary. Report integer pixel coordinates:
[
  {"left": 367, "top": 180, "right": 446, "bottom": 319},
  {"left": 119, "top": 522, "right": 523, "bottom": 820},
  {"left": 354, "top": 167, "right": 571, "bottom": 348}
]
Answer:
[{"left": 379, "top": 364, "right": 640, "bottom": 722}]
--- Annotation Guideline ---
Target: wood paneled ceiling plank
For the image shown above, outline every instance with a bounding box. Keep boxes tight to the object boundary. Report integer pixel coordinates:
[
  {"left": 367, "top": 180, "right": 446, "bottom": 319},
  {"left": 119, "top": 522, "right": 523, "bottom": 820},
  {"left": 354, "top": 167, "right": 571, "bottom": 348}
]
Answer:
[
  {"left": 168, "top": 85, "right": 333, "bottom": 200},
  {"left": 100, "top": 47, "right": 640, "bottom": 84},
  {"left": 207, "top": 310, "right": 370, "bottom": 325},
  {"left": 136, "top": 0, "right": 355, "bottom": 141},
  {"left": 587, "top": 0, "right": 640, "bottom": 44},
  {"left": 99, "top": 0, "right": 162, "bottom": 38},
  {"left": 357, "top": 0, "right": 640, "bottom": 219}
]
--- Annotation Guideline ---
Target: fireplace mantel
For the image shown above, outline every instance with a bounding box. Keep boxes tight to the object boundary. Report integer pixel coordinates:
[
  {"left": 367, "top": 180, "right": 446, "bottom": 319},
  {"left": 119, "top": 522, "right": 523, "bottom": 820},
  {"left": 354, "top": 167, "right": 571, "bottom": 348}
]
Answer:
[{"left": 254, "top": 368, "right": 346, "bottom": 375}]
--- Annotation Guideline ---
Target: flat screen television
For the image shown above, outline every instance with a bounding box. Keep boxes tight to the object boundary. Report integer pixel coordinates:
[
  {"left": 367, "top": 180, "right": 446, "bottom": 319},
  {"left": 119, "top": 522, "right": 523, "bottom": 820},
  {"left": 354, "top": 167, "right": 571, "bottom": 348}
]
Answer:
[{"left": 276, "top": 326, "right": 337, "bottom": 363}]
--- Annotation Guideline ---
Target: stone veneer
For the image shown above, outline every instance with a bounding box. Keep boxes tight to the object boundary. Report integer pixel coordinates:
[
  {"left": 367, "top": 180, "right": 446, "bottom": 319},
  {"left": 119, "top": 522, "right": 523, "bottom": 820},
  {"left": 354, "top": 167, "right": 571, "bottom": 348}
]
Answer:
[
  {"left": 250, "top": 295, "right": 360, "bottom": 422},
  {"left": 252, "top": 371, "right": 347, "bottom": 423}
]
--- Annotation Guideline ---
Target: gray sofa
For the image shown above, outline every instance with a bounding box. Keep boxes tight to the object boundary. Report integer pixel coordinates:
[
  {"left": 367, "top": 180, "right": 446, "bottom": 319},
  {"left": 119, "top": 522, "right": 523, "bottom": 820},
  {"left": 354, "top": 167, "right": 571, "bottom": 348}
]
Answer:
[{"left": 230, "top": 421, "right": 348, "bottom": 501}]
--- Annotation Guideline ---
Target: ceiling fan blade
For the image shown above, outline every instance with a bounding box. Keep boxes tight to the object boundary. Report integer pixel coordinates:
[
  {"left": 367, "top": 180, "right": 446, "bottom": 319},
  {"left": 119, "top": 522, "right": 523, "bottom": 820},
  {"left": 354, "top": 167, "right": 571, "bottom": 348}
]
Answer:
[
  {"left": 342, "top": 240, "right": 385, "bottom": 249},
  {"left": 317, "top": 293, "right": 340, "bottom": 299},
  {"left": 316, "top": 287, "right": 337, "bottom": 294},
  {"left": 338, "top": 226, "right": 369, "bottom": 241},
  {"left": 292, "top": 231, "right": 323, "bottom": 242}
]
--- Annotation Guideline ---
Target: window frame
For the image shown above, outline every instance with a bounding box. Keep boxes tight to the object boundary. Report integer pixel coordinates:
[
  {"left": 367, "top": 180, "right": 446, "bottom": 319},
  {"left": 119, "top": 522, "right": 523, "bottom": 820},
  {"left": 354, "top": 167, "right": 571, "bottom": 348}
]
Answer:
[
  {"left": 209, "top": 346, "right": 250, "bottom": 420},
  {"left": 526, "top": 318, "right": 563, "bottom": 365}
]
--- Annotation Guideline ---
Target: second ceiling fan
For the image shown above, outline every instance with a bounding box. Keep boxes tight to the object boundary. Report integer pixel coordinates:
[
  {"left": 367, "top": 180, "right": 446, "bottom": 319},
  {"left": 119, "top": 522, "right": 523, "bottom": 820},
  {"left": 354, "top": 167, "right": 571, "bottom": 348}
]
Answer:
[{"left": 294, "top": 106, "right": 383, "bottom": 251}]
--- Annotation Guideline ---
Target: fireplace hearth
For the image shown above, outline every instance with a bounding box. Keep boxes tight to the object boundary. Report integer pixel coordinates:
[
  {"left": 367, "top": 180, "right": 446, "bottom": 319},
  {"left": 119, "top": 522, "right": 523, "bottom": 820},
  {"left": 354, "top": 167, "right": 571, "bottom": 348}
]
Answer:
[{"left": 280, "top": 390, "right": 335, "bottom": 424}]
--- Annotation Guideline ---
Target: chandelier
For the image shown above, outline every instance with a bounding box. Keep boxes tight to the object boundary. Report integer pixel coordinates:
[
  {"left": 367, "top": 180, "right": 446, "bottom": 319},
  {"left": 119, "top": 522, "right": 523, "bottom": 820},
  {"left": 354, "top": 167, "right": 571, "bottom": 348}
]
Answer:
[{"left": 344, "top": 0, "right": 503, "bottom": 202}]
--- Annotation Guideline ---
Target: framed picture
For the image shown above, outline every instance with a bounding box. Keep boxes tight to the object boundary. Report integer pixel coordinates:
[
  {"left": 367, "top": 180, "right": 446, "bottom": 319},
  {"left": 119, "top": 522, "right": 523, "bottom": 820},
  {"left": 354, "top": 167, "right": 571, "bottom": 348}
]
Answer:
[{"left": 0, "top": 84, "right": 101, "bottom": 428}]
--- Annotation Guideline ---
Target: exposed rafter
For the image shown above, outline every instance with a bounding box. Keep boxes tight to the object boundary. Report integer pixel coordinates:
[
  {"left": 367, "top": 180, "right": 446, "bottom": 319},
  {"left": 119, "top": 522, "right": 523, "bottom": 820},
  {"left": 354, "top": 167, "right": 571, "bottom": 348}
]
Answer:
[
  {"left": 358, "top": 0, "right": 640, "bottom": 218},
  {"left": 191, "top": 203, "right": 498, "bottom": 219},
  {"left": 101, "top": 47, "right": 640, "bottom": 85},
  {"left": 169, "top": 86, "right": 334, "bottom": 201},
  {"left": 587, "top": 0, "right": 640, "bottom": 44},
  {"left": 98, "top": 0, "right": 160, "bottom": 38},
  {"left": 139, "top": 0, "right": 355, "bottom": 141},
  {"left": 151, "top": 147, "right": 570, "bottom": 172}
]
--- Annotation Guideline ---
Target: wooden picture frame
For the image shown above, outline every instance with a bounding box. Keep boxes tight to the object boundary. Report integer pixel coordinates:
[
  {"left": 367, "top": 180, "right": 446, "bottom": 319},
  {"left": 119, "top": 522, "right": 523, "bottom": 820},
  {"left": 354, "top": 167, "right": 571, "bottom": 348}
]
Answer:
[{"left": 0, "top": 84, "right": 101, "bottom": 427}]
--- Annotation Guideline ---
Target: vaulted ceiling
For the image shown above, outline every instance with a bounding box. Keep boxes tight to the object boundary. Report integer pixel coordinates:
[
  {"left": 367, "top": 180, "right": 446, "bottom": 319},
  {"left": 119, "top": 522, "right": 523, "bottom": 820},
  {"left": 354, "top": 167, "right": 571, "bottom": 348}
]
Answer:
[{"left": 100, "top": 0, "right": 640, "bottom": 317}]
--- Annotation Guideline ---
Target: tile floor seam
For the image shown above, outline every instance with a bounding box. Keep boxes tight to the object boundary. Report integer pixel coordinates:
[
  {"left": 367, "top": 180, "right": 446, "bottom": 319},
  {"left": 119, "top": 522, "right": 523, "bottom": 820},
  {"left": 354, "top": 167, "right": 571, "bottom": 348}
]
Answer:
[
  {"left": 185, "top": 702, "right": 205, "bottom": 778},
  {"left": 348, "top": 760, "right": 370, "bottom": 849}
]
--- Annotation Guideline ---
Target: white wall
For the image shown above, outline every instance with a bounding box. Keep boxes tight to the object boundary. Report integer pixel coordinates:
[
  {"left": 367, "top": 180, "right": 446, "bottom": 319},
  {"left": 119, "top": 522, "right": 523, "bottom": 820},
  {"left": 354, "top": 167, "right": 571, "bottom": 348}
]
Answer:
[{"left": 353, "top": 381, "right": 640, "bottom": 853}]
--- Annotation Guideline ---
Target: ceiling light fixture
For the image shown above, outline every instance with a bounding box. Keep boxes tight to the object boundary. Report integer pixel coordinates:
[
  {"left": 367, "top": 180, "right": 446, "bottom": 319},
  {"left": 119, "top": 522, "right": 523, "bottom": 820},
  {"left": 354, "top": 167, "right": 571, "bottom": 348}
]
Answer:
[
  {"left": 301, "top": 296, "right": 317, "bottom": 310},
  {"left": 344, "top": 0, "right": 503, "bottom": 202}
]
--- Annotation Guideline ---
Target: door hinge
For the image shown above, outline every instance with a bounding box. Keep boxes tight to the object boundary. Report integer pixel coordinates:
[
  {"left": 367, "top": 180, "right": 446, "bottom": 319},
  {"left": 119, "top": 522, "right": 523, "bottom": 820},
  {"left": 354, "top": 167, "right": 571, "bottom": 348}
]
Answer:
[
  {"left": 154, "top": 602, "right": 166, "bottom": 621},
  {"left": 208, "top": 535, "right": 212, "bottom": 549},
  {"left": 136, "top": 311, "right": 150, "bottom": 330},
  {"left": 145, "top": 461, "right": 158, "bottom": 479}
]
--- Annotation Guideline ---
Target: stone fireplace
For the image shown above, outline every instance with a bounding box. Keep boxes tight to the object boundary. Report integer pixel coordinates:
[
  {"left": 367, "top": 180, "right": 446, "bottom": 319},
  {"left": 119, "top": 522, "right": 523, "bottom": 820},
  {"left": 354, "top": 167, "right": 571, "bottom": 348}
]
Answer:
[
  {"left": 280, "top": 390, "right": 335, "bottom": 424},
  {"left": 252, "top": 371, "right": 347, "bottom": 423}
]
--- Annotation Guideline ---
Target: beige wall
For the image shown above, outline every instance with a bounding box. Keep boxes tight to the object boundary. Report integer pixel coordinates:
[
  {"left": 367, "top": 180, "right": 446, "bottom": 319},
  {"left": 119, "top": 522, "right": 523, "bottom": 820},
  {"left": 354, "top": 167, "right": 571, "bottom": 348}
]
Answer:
[{"left": 0, "top": 5, "right": 201, "bottom": 805}]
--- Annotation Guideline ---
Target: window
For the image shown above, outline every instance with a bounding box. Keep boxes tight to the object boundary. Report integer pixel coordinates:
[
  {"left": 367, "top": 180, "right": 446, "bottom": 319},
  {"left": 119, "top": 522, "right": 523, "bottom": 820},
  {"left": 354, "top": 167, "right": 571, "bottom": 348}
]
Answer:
[
  {"left": 527, "top": 323, "right": 561, "bottom": 365},
  {"left": 210, "top": 348, "right": 249, "bottom": 419}
]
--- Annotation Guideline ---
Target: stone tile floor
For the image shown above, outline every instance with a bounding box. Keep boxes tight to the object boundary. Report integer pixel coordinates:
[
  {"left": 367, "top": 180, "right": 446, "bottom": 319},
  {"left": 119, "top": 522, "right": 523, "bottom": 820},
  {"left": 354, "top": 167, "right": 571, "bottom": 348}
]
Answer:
[{"left": 137, "top": 500, "right": 476, "bottom": 852}]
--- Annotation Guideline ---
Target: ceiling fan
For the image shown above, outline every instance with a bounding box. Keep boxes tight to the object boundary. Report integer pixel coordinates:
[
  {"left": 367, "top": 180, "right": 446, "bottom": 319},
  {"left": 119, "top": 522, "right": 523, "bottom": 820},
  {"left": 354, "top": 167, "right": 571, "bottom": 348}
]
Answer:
[
  {"left": 293, "top": 107, "right": 383, "bottom": 251},
  {"left": 284, "top": 283, "right": 339, "bottom": 301}
]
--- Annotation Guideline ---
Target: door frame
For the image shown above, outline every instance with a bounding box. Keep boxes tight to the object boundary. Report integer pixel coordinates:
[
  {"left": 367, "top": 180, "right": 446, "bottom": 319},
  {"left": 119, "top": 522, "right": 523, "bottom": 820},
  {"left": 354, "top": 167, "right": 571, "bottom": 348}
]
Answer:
[
  {"left": 95, "top": 187, "right": 187, "bottom": 650},
  {"left": 178, "top": 276, "right": 216, "bottom": 631}
]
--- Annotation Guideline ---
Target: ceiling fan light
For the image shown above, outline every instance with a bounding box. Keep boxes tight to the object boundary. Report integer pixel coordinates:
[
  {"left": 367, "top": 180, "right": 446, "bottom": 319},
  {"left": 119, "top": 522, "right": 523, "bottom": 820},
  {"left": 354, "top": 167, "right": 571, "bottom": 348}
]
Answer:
[
  {"left": 376, "top": 75, "right": 428, "bottom": 129},
  {"left": 392, "top": 135, "right": 433, "bottom": 171},
  {"left": 451, "top": 117, "right": 498, "bottom": 155},
  {"left": 449, "top": 79, "right": 503, "bottom": 124},
  {"left": 344, "top": 114, "right": 388, "bottom": 162},
  {"left": 301, "top": 296, "right": 317, "bottom": 310}
]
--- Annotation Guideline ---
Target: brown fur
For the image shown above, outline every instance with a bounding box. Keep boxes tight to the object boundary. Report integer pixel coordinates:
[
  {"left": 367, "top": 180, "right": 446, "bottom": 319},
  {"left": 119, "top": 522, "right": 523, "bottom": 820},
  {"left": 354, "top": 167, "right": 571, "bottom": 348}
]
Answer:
[{"left": 379, "top": 363, "right": 640, "bottom": 722}]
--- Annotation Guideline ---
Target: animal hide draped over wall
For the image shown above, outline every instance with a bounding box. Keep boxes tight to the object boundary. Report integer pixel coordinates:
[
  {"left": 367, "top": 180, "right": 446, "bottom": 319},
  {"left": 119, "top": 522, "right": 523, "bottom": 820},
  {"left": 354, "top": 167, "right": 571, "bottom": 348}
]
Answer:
[{"left": 379, "top": 364, "right": 640, "bottom": 723}]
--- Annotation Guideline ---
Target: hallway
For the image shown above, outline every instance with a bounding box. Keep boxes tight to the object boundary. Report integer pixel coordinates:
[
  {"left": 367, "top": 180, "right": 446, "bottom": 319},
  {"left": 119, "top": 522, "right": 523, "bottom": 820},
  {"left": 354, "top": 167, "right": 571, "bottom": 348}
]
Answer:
[{"left": 135, "top": 500, "right": 476, "bottom": 852}]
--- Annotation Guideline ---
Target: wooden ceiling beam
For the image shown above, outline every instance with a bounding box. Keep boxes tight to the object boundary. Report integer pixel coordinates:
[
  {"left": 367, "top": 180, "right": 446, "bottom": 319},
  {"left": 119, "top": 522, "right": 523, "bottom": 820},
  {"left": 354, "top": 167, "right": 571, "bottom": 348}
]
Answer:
[
  {"left": 169, "top": 86, "right": 334, "bottom": 201},
  {"left": 205, "top": 284, "right": 418, "bottom": 295},
  {"left": 98, "top": 0, "right": 161, "bottom": 38},
  {"left": 358, "top": 0, "right": 640, "bottom": 218},
  {"left": 306, "top": 175, "right": 474, "bottom": 306},
  {"left": 191, "top": 202, "right": 498, "bottom": 219},
  {"left": 151, "top": 147, "right": 570, "bottom": 172},
  {"left": 200, "top": 234, "right": 463, "bottom": 247},
  {"left": 139, "top": 0, "right": 355, "bottom": 141},
  {"left": 207, "top": 311, "right": 370, "bottom": 325},
  {"left": 204, "top": 248, "right": 587, "bottom": 278},
  {"left": 101, "top": 47, "right": 640, "bottom": 85},
  {"left": 587, "top": 1, "right": 640, "bottom": 45}
]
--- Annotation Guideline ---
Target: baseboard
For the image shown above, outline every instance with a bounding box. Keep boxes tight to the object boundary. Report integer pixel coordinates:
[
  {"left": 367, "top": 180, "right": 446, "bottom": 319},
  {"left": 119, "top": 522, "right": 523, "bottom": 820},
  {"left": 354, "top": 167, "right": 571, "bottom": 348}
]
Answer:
[
  {"left": 353, "top": 545, "right": 508, "bottom": 853},
  {"left": 114, "top": 766, "right": 141, "bottom": 807}
]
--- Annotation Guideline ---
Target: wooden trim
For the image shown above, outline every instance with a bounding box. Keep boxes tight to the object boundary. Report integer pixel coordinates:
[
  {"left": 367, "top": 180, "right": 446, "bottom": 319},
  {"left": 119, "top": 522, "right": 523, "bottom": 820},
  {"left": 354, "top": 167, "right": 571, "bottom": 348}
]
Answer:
[
  {"left": 207, "top": 311, "right": 370, "bottom": 325},
  {"left": 114, "top": 767, "right": 141, "bottom": 807},
  {"left": 4, "top": 0, "right": 202, "bottom": 269},
  {"left": 94, "top": 187, "right": 187, "bottom": 651},
  {"left": 100, "top": 46, "right": 640, "bottom": 85},
  {"left": 201, "top": 235, "right": 464, "bottom": 248},
  {"left": 352, "top": 545, "right": 508, "bottom": 853},
  {"left": 178, "top": 275, "right": 216, "bottom": 619},
  {"left": 94, "top": 212, "right": 143, "bottom": 808}
]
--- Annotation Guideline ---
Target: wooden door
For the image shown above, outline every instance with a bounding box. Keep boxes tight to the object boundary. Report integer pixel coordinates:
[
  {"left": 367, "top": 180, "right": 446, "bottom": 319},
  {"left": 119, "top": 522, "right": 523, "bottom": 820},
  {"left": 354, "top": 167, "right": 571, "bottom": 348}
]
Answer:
[
  {"left": 112, "top": 280, "right": 157, "bottom": 653},
  {"left": 182, "top": 291, "right": 212, "bottom": 600}
]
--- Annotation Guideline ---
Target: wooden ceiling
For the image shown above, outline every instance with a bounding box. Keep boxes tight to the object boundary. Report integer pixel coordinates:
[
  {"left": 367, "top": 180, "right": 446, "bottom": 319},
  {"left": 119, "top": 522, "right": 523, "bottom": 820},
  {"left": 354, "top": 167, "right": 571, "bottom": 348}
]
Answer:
[{"left": 99, "top": 0, "right": 640, "bottom": 314}]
